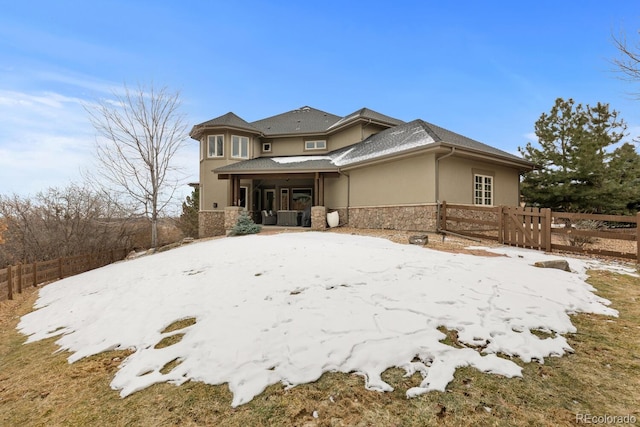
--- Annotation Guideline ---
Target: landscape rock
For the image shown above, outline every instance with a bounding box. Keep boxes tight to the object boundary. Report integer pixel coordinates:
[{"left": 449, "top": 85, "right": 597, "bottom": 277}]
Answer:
[
  {"left": 533, "top": 260, "right": 571, "bottom": 272},
  {"left": 409, "top": 234, "right": 429, "bottom": 245}
]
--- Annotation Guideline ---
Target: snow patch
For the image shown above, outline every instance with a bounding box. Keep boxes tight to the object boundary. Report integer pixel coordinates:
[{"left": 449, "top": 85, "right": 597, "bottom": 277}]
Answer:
[{"left": 18, "top": 233, "right": 620, "bottom": 407}]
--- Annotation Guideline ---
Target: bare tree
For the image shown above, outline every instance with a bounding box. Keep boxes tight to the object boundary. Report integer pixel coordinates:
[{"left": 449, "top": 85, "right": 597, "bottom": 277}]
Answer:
[
  {"left": 85, "top": 83, "right": 188, "bottom": 248},
  {"left": 0, "top": 185, "right": 134, "bottom": 267},
  {"left": 612, "top": 30, "right": 640, "bottom": 94}
]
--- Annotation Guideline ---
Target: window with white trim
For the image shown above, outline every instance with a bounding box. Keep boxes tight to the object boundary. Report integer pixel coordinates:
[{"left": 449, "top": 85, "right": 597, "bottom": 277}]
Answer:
[
  {"left": 207, "top": 135, "right": 224, "bottom": 158},
  {"left": 474, "top": 174, "right": 493, "bottom": 206},
  {"left": 262, "top": 142, "right": 272, "bottom": 153},
  {"left": 305, "top": 140, "right": 326, "bottom": 150},
  {"left": 232, "top": 135, "right": 249, "bottom": 159}
]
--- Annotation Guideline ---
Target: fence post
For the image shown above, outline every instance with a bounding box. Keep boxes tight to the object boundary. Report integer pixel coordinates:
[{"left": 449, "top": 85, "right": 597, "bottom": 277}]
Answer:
[
  {"left": 59, "top": 257, "right": 64, "bottom": 279},
  {"left": 17, "top": 263, "right": 22, "bottom": 294},
  {"left": 544, "top": 209, "right": 552, "bottom": 252},
  {"left": 7, "top": 265, "right": 13, "bottom": 300},
  {"left": 636, "top": 212, "right": 640, "bottom": 264},
  {"left": 497, "top": 206, "right": 504, "bottom": 244},
  {"left": 32, "top": 262, "right": 37, "bottom": 287}
]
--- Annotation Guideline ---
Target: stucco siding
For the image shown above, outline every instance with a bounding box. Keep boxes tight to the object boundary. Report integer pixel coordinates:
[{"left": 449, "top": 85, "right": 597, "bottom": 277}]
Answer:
[
  {"left": 438, "top": 157, "right": 520, "bottom": 205},
  {"left": 348, "top": 153, "right": 435, "bottom": 207},
  {"left": 324, "top": 175, "right": 348, "bottom": 209}
]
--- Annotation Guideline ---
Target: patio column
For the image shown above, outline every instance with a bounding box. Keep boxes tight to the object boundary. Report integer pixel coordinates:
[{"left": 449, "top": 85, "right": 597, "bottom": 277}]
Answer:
[
  {"left": 314, "top": 173, "right": 319, "bottom": 206},
  {"left": 314, "top": 172, "right": 325, "bottom": 206},
  {"left": 231, "top": 176, "right": 240, "bottom": 206}
]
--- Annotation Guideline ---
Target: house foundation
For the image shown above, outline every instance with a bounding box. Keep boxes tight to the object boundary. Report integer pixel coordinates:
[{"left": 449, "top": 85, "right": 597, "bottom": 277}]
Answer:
[
  {"left": 345, "top": 204, "right": 439, "bottom": 231},
  {"left": 199, "top": 211, "right": 225, "bottom": 238}
]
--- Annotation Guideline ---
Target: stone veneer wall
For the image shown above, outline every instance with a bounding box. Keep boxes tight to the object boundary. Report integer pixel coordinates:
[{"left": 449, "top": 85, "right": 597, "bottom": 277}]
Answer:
[
  {"left": 329, "top": 208, "right": 349, "bottom": 226},
  {"left": 311, "top": 206, "right": 327, "bottom": 230},
  {"left": 199, "top": 211, "right": 225, "bottom": 238},
  {"left": 346, "top": 204, "right": 439, "bottom": 231}
]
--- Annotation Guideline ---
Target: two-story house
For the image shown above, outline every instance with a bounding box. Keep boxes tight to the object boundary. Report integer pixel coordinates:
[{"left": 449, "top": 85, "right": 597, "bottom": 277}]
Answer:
[{"left": 189, "top": 106, "right": 533, "bottom": 236}]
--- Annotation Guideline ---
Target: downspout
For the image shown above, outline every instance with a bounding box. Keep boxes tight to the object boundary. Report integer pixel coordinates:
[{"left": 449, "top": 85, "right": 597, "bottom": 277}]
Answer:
[{"left": 435, "top": 146, "right": 456, "bottom": 232}]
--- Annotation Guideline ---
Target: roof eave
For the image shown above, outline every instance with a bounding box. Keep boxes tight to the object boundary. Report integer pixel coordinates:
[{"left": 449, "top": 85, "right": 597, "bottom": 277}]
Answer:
[
  {"left": 337, "top": 142, "right": 533, "bottom": 171},
  {"left": 190, "top": 124, "right": 262, "bottom": 140},
  {"left": 326, "top": 117, "right": 401, "bottom": 135}
]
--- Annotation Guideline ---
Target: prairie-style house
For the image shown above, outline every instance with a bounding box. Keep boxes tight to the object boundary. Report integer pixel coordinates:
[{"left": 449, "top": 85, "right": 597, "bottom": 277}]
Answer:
[{"left": 189, "top": 106, "right": 533, "bottom": 236}]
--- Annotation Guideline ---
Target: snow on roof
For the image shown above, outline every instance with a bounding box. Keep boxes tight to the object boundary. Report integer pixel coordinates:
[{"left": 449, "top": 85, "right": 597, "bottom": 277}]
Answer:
[
  {"left": 18, "top": 233, "right": 622, "bottom": 407},
  {"left": 271, "top": 156, "right": 333, "bottom": 164}
]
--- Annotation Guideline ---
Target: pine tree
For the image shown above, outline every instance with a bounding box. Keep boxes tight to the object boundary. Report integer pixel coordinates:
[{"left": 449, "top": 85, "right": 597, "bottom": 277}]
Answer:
[
  {"left": 607, "top": 142, "right": 640, "bottom": 213},
  {"left": 519, "top": 98, "right": 628, "bottom": 213},
  {"left": 229, "top": 211, "right": 261, "bottom": 236},
  {"left": 178, "top": 187, "right": 199, "bottom": 238}
]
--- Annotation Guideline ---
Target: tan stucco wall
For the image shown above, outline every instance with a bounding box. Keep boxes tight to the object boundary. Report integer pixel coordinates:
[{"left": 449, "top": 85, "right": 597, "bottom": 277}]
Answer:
[
  {"left": 324, "top": 175, "right": 349, "bottom": 208},
  {"left": 348, "top": 153, "right": 436, "bottom": 207},
  {"left": 261, "top": 136, "right": 306, "bottom": 156},
  {"left": 438, "top": 156, "right": 521, "bottom": 205},
  {"left": 199, "top": 164, "right": 229, "bottom": 210},
  {"left": 328, "top": 126, "right": 361, "bottom": 151}
]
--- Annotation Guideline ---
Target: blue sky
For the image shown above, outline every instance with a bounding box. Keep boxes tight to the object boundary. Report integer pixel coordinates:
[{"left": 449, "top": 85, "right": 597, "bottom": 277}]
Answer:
[{"left": 1, "top": 0, "right": 639, "bottom": 202}]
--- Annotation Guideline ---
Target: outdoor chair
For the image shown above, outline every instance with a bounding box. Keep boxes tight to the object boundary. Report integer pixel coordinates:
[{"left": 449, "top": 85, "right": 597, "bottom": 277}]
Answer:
[{"left": 261, "top": 210, "right": 277, "bottom": 225}]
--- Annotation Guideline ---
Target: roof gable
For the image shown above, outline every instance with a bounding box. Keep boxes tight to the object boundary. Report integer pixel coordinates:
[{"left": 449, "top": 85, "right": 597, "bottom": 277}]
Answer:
[
  {"left": 251, "top": 106, "right": 342, "bottom": 136},
  {"left": 333, "top": 119, "right": 531, "bottom": 167},
  {"left": 190, "top": 112, "right": 260, "bottom": 138},
  {"left": 327, "top": 107, "right": 404, "bottom": 131}
]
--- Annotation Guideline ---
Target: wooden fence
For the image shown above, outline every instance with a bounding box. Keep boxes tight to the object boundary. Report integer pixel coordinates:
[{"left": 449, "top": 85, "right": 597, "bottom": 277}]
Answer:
[
  {"left": 0, "top": 248, "right": 129, "bottom": 301},
  {"left": 440, "top": 201, "right": 640, "bottom": 262}
]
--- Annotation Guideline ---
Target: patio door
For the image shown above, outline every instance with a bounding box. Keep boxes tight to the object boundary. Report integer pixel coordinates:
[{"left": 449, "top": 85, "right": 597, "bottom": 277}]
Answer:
[{"left": 264, "top": 189, "right": 275, "bottom": 211}]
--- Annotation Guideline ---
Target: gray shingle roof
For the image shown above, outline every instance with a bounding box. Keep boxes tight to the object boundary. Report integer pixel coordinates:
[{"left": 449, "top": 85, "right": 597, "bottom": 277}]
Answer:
[
  {"left": 332, "top": 119, "right": 531, "bottom": 167},
  {"left": 190, "top": 112, "right": 260, "bottom": 138},
  {"left": 214, "top": 119, "right": 532, "bottom": 174},
  {"left": 251, "top": 106, "right": 342, "bottom": 136}
]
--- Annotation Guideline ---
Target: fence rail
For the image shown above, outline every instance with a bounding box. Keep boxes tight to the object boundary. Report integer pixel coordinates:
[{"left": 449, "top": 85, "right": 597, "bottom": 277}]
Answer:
[
  {"left": 440, "top": 201, "right": 640, "bottom": 262},
  {"left": 0, "top": 248, "right": 129, "bottom": 301}
]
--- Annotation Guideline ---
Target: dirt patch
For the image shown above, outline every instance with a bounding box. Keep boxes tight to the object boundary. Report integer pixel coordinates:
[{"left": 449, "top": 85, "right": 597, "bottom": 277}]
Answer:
[{"left": 325, "top": 227, "right": 504, "bottom": 257}]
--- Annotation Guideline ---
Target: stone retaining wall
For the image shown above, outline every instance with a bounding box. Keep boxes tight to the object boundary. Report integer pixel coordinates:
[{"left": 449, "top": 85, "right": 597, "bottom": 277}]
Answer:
[
  {"left": 199, "top": 211, "right": 225, "bottom": 238},
  {"left": 346, "top": 205, "right": 439, "bottom": 231}
]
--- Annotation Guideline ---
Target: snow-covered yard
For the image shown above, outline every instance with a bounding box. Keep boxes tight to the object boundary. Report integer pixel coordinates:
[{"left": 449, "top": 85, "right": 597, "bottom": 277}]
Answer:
[{"left": 17, "top": 232, "right": 628, "bottom": 407}]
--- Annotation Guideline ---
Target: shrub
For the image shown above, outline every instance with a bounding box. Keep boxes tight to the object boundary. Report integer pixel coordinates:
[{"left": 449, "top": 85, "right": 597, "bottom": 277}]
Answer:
[
  {"left": 565, "top": 220, "right": 603, "bottom": 248},
  {"left": 229, "top": 212, "right": 261, "bottom": 236}
]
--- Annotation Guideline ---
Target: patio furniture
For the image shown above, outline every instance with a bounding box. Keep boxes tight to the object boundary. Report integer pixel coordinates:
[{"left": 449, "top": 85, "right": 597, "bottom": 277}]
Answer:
[
  {"left": 261, "top": 210, "right": 277, "bottom": 225},
  {"left": 277, "top": 210, "right": 299, "bottom": 226},
  {"left": 301, "top": 206, "right": 311, "bottom": 227}
]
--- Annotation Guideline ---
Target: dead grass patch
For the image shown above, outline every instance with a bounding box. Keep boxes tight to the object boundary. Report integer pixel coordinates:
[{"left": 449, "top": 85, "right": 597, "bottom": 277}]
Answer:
[{"left": 1, "top": 260, "right": 638, "bottom": 425}]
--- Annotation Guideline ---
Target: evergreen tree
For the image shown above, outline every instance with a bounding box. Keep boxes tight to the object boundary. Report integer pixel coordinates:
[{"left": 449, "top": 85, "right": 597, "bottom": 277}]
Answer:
[
  {"left": 607, "top": 142, "right": 640, "bottom": 213},
  {"left": 519, "top": 98, "right": 628, "bottom": 213},
  {"left": 229, "top": 211, "right": 261, "bottom": 236},
  {"left": 178, "top": 187, "right": 199, "bottom": 238}
]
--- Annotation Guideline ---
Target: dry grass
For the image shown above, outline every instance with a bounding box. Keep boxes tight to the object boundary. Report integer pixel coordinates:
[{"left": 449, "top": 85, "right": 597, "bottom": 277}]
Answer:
[{"left": 1, "top": 234, "right": 639, "bottom": 426}]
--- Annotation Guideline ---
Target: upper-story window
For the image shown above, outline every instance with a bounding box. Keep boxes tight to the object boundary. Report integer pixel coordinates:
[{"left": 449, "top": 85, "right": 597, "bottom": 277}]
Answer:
[
  {"left": 305, "top": 140, "right": 326, "bottom": 150},
  {"left": 474, "top": 174, "right": 493, "bottom": 206},
  {"left": 232, "top": 135, "right": 249, "bottom": 159},
  {"left": 262, "top": 142, "right": 272, "bottom": 153},
  {"left": 207, "top": 135, "right": 224, "bottom": 158}
]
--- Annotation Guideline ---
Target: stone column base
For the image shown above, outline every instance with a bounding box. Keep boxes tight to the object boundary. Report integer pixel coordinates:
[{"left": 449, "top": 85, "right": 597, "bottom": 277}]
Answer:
[
  {"left": 311, "top": 206, "right": 327, "bottom": 230},
  {"left": 224, "top": 206, "right": 243, "bottom": 234}
]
